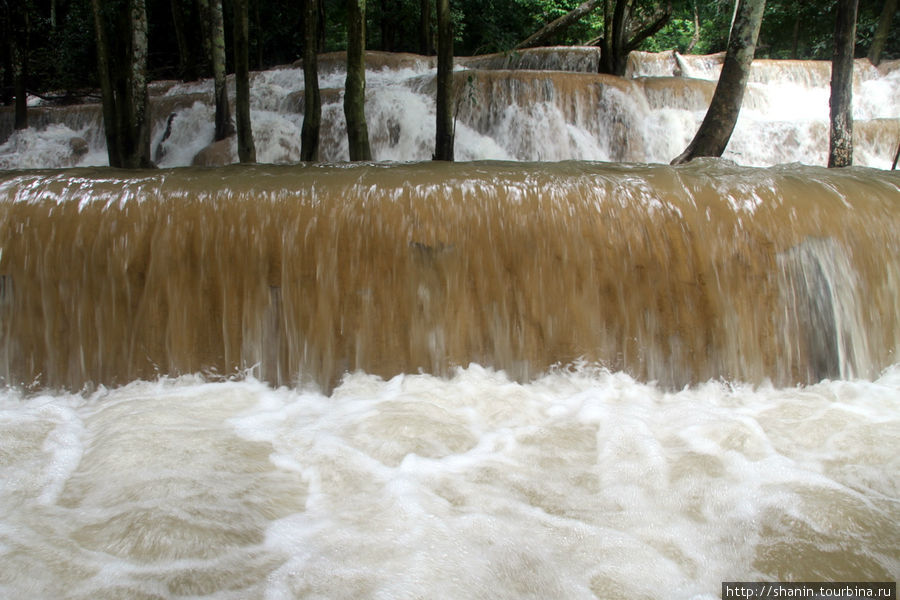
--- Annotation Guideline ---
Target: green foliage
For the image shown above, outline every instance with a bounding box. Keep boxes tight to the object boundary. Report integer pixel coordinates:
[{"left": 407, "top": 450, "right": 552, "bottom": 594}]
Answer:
[
  {"left": 19, "top": 0, "right": 99, "bottom": 95},
  {"left": 639, "top": 0, "right": 732, "bottom": 54},
  {"left": 757, "top": 0, "right": 899, "bottom": 60},
  {"left": 5, "top": 0, "right": 899, "bottom": 104}
]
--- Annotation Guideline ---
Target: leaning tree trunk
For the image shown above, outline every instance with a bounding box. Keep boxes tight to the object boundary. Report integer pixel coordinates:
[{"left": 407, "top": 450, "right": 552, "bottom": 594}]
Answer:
[
  {"left": 301, "top": 0, "right": 321, "bottom": 161},
  {"left": 433, "top": 0, "right": 453, "bottom": 161},
  {"left": 344, "top": 0, "right": 372, "bottom": 161},
  {"left": 207, "top": 0, "right": 234, "bottom": 141},
  {"left": 671, "top": 0, "right": 765, "bottom": 164},
  {"left": 123, "top": 0, "right": 153, "bottom": 168},
  {"left": 829, "top": 0, "right": 859, "bottom": 168},
  {"left": 867, "top": 0, "right": 895, "bottom": 66},
  {"left": 233, "top": 0, "right": 256, "bottom": 163}
]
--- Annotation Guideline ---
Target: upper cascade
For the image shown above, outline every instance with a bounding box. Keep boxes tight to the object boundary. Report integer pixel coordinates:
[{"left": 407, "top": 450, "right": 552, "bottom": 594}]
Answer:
[{"left": 1, "top": 48, "right": 898, "bottom": 169}]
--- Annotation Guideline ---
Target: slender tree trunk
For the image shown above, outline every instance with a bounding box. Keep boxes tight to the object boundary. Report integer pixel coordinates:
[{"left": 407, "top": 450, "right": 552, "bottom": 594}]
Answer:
[
  {"left": 301, "top": 0, "right": 321, "bottom": 161},
  {"left": 124, "top": 0, "right": 152, "bottom": 168},
  {"left": 434, "top": 0, "right": 453, "bottom": 161},
  {"left": 253, "top": 0, "right": 262, "bottom": 68},
  {"left": 380, "top": 0, "right": 390, "bottom": 51},
  {"left": 829, "top": 0, "right": 858, "bottom": 168},
  {"left": 195, "top": 0, "right": 212, "bottom": 74},
  {"left": 318, "top": 0, "right": 326, "bottom": 52},
  {"left": 671, "top": 0, "right": 765, "bottom": 164},
  {"left": 868, "top": 0, "right": 897, "bottom": 66},
  {"left": 344, "top": 0, "right": 372, "bottom": 161},
  {"left": 170, "top": 0, "right": 192, "bottom": 79},
  {"left": 233, "top": 0, "right": 256, "bottom": 163},
  {"left": 686, "top": 0, "right": 700, "bottom": 53},
  {"left": 209, "top": 0, "right": 234, "bottom": 140},
  {"left": 791, "top": 11, "right": 800, "bottom": 59},
  {"left": 516, "top": 0, "right": 603, "bottom": 50},
  {"left": 892, "top": 139, "right": 899, "bottom": 169},
  {"left": 420, "top": 0, "right": 432, "bottom": 55},
  {"left": 91, "top": 0, "right": 123, "bottom": 166},
  {"left": 1, "top": 8, "right": 11, "bottom": 106},
  {"left": 11, "top": 0, "right": 28, "bottom": 130}
]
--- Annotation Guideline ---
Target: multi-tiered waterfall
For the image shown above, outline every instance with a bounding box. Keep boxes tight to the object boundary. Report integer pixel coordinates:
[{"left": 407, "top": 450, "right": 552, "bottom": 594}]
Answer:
[
  {"left": 0, "top": 48, "right": 898, "bottom": 600},
  {"left": 1, "top": 47, "right": 898, "bottom": 168}
]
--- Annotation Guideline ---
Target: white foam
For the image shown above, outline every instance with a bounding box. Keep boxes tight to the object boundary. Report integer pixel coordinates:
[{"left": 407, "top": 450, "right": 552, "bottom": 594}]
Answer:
[
  {"left": 1, "top": 365, "right": 897, "bottom": 597},
  {"left": 8, "top": 53, "right": 899, "bottom": 169}
]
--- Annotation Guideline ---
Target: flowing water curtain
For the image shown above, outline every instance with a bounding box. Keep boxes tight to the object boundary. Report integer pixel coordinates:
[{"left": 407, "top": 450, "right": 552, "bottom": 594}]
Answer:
[{"left": 1, "top": 163, "right": 898, "bottom": 390}]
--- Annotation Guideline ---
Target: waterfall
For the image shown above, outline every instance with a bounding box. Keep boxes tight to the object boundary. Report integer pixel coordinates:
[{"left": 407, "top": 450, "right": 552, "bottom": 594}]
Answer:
[
  {"left": 1, "top": 48, "right": 899, "bottom": 600},
  {"left": 1, "top": 161, "right": 897, "bottom": 391},
  {"left": 1, "top": 48, "right": 898, "bottom": 169}
]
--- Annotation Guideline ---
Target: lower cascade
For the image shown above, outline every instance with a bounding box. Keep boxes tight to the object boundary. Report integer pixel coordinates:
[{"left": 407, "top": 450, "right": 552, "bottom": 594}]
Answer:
[
  {"left": 1, "top": 160, "right": 897, "bottom": 390},
  {"left": 1, "top": 161, "right": 898, "bottom": 599}
]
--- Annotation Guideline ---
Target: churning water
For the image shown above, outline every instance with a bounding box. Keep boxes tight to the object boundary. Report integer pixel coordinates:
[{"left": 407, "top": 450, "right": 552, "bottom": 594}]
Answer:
[{"left": 2, "top": 366, "right": 898, "bottom": 599}]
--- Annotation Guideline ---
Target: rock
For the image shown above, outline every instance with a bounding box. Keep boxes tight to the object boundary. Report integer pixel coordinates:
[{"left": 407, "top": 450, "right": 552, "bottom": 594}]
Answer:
[
  {"left": 69, "top": 137, "right": 89, "bottom": 158},
  {"left": 192, "top": 137, "right": 235, "bottom": 167}
]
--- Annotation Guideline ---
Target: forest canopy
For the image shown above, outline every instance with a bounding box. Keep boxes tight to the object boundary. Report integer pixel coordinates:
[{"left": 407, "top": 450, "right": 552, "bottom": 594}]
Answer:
[{"left": 2, "top": 0, "right": 898, "bottom": 101}]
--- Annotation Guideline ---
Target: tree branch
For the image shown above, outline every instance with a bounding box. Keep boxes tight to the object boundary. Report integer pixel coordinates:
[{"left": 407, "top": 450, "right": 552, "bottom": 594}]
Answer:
[
  {"left": 623, "top": 2, "right": 672, "bottom": 53},
  {"left": 515, "top": 0, "right": 603, "bottom": 50}
]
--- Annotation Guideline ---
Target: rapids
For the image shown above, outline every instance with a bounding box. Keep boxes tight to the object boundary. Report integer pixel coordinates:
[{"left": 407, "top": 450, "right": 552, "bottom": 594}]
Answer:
[
  {"left": 1, "top": 367, "right": 898, "bottom": 599},
  {"left": 0, "top": 48, "right": 898, "bottom": 169}
]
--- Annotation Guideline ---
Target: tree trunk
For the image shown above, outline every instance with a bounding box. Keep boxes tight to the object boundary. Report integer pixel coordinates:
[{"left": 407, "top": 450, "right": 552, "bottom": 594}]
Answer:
[
  {"left": 791, "top": 11, "right": 800, "bottom": 59},
  {"left": 195, "top": 0, "right": 212, "bottom": 74},
  {"left": 124, "top": 0, "right": 153, "bottom": 168},
  {"left": 1, "top": 9, "right": 11, "bottom": 106},
  {"left": 170, "top": 0, "right": 193, "bottom": 79},
  {"left": 301, "top": 0, "right": 321, "bottom": 161},
  {"left": 686, "top": 0, "right": 700, "bottom": 53},
  {"left": 599, "top": 0, "right": 630, "bottom": 75},
  {"left": 210, "top": 0, "right": 234, "bottom": 141},
  {"left": 380, "top": 0, "right": 391, "bottom": 51},
  {"left": 868, "top": 0, "right": 897, "bottom": 66},
  {"left": 11, "top": 0, "right": 28, "bottom": 130},
  {"left": 344, "top": 0, "right": 372, "bottom": 161},
  {"left": 516, "top": 0, "right": 602, "bottom": 50},
  {"left": 434, "top": 0, "right": 453, "bottom": 161},
  {"left": 671, "top": 0, "right": 765, "bottom": 164},
  {"left": 233, "top": 0, "right": 256, "bottom": 163},
  {"left": 598, "top": 0, "right": 671, "bottom": 76},
  {"left": 829, "top": 0, "right": 858, "bottom": 168},
  {"left": 253, "top": 0, "right": 263, "bottom": 69},
  {"left": 420, "top": 0, "right": 432, "bottom": 55},
  {"left": 91, "top": 0, "right": 123, "bottom": 166},
  {"left": 892, "top": 139, "right": 899, "bottom": 169},
  {"left": 318, "top": 0, "right": 326, "bottom": 52}
]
